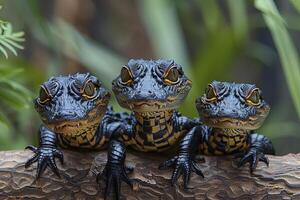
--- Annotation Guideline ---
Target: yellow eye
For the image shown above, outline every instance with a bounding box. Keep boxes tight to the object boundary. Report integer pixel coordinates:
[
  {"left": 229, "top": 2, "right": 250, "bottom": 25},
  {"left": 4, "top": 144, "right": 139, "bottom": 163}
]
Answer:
[
  {"left": 164, "top": 67, "right": 179, "bottom": 85},
  {"left": 246, "top": 88, "right": 261, "bottom": 106},
  {"left": 82, "top": 81, "right": 96, "bottom": 99},
  {"left": 205, "top": 84, "right": 217, "bottom": 101},
  {"left": 120, "top": 66, "right": 133, "bottom": 84},
  {"left": 39, "top": 86, "right": 51, "bottom": 104}
]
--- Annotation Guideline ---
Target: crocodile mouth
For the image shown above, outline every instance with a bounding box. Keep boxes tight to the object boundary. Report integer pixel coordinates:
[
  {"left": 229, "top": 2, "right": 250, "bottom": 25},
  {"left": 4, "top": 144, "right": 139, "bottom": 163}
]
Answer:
[
  {"left": 203, "top": 116, "right": 264, "bottom": 130},
  {"left": 45, "top": 105, "right": 105, "bottom": 135},
  {"left": 119, "top": 97, "right": 182, "bottom": 112},
  {"left": 128, "top": 102, "right": 177, "bottom": 112}
]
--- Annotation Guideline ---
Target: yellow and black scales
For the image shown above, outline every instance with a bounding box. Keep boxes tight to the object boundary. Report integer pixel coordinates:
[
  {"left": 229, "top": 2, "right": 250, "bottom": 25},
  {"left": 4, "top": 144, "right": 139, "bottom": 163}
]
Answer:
[
  {"left": 25, "top": 73, "right": 131, "bottom": 178},
  {"left": 161, "top": 80, "right": 275, "bottom": 189},
  {"left": 24, "top": 62, "right": 276, "bottom": 200},
  {"left": 122, "top": 110, "right": 190, "bottom": 152},
  {"left": 98, "top": 59, "right": 200, "bottom": 199}
]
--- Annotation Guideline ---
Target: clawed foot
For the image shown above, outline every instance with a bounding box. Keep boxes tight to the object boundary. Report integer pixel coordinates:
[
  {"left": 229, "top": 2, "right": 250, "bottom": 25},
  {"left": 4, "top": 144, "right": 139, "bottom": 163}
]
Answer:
[
  {"left": 25, "top": 145, "right": 64, "bottom": 179},
  {"left": 236, "top": 148, "right": 269, "bottom": 173},
  {"left": 159, "top": 154, "right": 204, "bottom": 190},
  {"left": 97, "top": 163, "right": 138, "bottom": 200}
]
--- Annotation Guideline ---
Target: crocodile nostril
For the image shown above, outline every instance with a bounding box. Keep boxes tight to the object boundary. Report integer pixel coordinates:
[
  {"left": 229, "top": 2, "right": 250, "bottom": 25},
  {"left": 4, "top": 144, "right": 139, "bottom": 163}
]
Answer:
[
  {"left": 232, "top": 109, "right": 237, "bottom": 113},
  {"left": 148, "top": 90, "right": 152, "bottom": 94},
  {"left": 56, "top": 110, "right": 77, "bottom": 119}
]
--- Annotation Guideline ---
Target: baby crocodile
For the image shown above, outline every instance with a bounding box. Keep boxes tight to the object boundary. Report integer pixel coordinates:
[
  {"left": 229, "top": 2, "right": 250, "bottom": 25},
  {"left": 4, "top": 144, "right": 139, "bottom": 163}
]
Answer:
[
  {"left": 161, "top": 81, "right": 275, "bottom": 187},
  {"left": 97, "top": 59, "right": 200, "bottom": 199},
  {"left": 25, "top": 73, "right": 119, "bottom": 178}
]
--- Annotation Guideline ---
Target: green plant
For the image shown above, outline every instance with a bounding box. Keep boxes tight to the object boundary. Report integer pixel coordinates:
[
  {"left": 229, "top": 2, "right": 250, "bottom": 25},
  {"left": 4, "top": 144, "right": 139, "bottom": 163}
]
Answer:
[
  {"left": 0, "top": 7, "right": 24, "bottom": 58},
  {"left": 255, "top": 0, "right": 300, "bottom": 119},
  {"left": 2, "top": 0, "right": 299, "bottom": 154},
  {"left": 0, "top": 5, "right": 29, "bottom": 149}
]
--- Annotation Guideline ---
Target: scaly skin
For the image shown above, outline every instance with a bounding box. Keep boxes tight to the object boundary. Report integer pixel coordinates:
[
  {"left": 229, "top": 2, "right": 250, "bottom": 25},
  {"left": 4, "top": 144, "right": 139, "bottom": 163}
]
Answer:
[
  {"left": 162, "top": 81, "right": 275, "bottom": 188},
  {"left": 25, "top": 73, "right": 127, "bottom": 179},
  {"left": 97, "top": 59, "right": 200, "bottom": 199}
]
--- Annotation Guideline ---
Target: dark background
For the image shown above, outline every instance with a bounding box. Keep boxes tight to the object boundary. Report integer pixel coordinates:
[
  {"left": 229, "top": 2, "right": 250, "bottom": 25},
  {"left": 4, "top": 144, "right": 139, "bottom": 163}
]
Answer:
[{"left": 0, "top": 0, "right": 299, "bottom": 155}]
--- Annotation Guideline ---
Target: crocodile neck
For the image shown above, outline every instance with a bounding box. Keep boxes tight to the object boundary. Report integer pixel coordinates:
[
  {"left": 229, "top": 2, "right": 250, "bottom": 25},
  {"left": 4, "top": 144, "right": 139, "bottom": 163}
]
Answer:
[
  {"left": 206, "top": 128, "right": 250, "bottom": 155},
  {"left": 131, "top": 109, "right": 179, "bottom": 152}
]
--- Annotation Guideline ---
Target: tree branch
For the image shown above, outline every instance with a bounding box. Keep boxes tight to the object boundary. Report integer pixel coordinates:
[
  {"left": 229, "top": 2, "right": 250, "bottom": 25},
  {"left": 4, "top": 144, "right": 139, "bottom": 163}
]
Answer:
[{"left": 0, "top": 150, "right": 299, "bottom": 199}]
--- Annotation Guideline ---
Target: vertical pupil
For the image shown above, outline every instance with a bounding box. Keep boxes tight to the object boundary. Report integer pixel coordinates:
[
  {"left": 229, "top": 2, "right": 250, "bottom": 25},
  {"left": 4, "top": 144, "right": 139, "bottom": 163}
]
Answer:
[
  {"left": 206, "top": 86, "right": 215, "bottom": 99},
  {"left": 251, "top": 91, "right": 259, "bottom": 103},
  {"left": 166, "top": 68, "right": 179, "bottom": 82},
  {"left": 84, "top": 82, "right": 95, "bottom": 96},
  {"left": 121, "top": 68, "right": 131, "bottom": 83},
  {"left": 40, "top": 88, "right": 49, "bottom": 102}
]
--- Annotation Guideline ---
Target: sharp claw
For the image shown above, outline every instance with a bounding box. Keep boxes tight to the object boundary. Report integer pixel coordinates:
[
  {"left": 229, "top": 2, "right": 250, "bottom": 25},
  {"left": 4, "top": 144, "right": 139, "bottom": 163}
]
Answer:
[
  {"left": 25, "top": 154, "right": 39, "bottom": 168},
  {"left": 48, "top": 157, "right": 60, "bottom": 178},
  {"left": 183, "top": 167, "right": 191, "bottom": 190},
  {"left": 124, "top": 165, "right": 134, "bottom": 174},
  {"left": 192, "top": 162, "right": 204, "bottom": 178},
  {"left": 36, "top": 158, "right": 47, "bottom": 180},
  {"left": 159, "top": 157, "right": 177, "bottom": 170},
  {"left": 171, "top": 166, "right": 182, "bottom": 186},
  {"left": 25, "top": 145, "right": 38, "bottom": 153},
  {"left": 121, "top": 168, "right": 132, "bottom": 186},
  {"left": 259, "top": 156, "right": 269, "bottom": 167},
  {"left": 250, "top": 161, "right": 257, "bottom": 174},
  {"left": 101, "top": 162, "right": 133, "bottom": 200},
  {"left": 194, "top": 155, "right": 205, "bottom": 163},
  {"left": 250, "top": 156, "right": 258, "bottom": 173},
  {"left": 238, "top": 154, "right": 251, "bottom": 168},
  {"left": 104, "top": 175, "right": 113, "bottom": 199},
  {"left": 114, "top": 176, "right": 121, "bottom": 200},
  {"left": 55, "top": 150, "right": 64, "bottom": 165}
]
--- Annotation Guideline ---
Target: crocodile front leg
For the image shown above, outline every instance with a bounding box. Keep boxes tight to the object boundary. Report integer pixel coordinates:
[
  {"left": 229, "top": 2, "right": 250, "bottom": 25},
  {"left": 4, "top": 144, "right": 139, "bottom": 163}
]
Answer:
[
  {"left": 159, "top": 126, "right": 204, "bottom": 189},
  {"left": 237, "top": 133, "right": 275, "bottom": 173},
  {"left": 97, "top": 139, "right": 137, "bottom": 200},
  {"left": 25, "top": 126, "right": 63, "bottom": 179}
]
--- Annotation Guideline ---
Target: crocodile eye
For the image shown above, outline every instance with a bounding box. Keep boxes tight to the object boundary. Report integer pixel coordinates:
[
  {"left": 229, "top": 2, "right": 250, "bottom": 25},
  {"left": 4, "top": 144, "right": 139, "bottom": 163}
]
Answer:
[
  {"left": 120, "top": 66, "right": 133, "bottom": 85},
  {"left": 82, "top": 80, "right": 96, "bottom": 99},
  {"left": 246, "top": 88, "right": 261, "bottom": 106},
  {"left": 205, "top": 84, "right": 217, "bottom": 102},
  {"left": 39, "top": 86, "right": 51, "bottom": 104},
  {"left": 163, "top": 66, "right": 179, "bottom": 85}
]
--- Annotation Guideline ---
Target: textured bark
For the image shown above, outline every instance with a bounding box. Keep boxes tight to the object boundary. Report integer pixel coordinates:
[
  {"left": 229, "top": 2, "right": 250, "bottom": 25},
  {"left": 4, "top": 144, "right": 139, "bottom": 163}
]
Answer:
[{"left": 0, "top": 150, "right": 299, "bottom": 200}]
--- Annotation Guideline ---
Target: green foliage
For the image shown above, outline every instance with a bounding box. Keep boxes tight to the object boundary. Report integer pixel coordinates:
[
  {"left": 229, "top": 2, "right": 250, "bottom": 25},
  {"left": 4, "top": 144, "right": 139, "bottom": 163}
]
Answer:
[
  {"left": 255, "top": 0, "right": 300, "bottom": 119},
  {"left": 0, "top": 0, "right": 299, "bottom": 154},
  {"left": 0, "top": 20, "right": 24, "bottom": 58},
  {"left": 290, "top": 0, "right": 300, "bottom": 13},
  {"left": 0, "top": 5, "right": 30, "bottom": 149},
  {"left": 138, "top": 0, "right": 190, "bottom": 69}
]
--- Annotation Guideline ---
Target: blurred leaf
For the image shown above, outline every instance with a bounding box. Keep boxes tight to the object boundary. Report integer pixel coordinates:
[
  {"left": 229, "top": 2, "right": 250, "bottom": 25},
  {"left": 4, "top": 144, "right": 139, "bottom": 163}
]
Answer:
[
  {"left": 227, "top": 0, "right": 248, "bottom": 42},
  {"left": 138, "top": 0, "right": 190, "bottom": 70},
  {"left": 0, "top": 78, "right": 32, "bottom": 99},
  {"left": 0, "top": 88, "right": 28, "bottom": 109},
  {"left": 46, "top": 19, "right": 125, "bottom": 86},
  {"left": 197, "top": 0, "right": 224, "bottom": 32},
  {"left": 0, "top": 65, "right": 23, "bottom": 78},
  {"left": 0, "top": 23, "right": 25, "bottom": 58},
  {"left": 0, "top": 111, "right": 9, "bottom": 129},
  {"left": 290, "top": 0, "right": 300, "bottom": 13},
  {"left": 246, "top": 42, "right": 277, "bottom": 66},
  {"left": 262, "top": 121, "right": 300, "bottom": 139},
  {"left": 0, "top": 79, "right": 31, "bottom": 109},
  {"left": 255, "top": 0, "right": 300, "bottom": 120},
  {"left": 180, "top": 28, "right": 237, "bottom": 116}
]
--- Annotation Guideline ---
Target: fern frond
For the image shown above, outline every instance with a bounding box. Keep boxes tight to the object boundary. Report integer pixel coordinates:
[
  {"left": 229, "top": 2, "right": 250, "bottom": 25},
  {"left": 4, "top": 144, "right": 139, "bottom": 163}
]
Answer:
[{"left": 0, "top": 22, "right": 25, "bottom": 58}]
